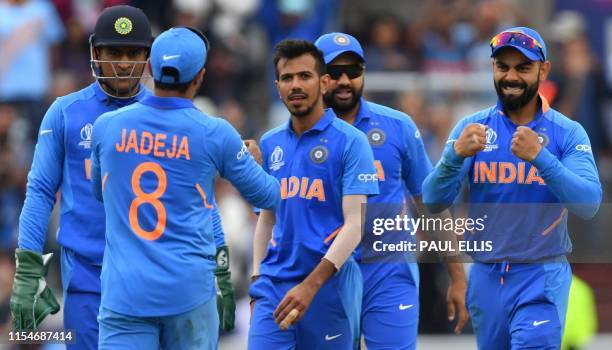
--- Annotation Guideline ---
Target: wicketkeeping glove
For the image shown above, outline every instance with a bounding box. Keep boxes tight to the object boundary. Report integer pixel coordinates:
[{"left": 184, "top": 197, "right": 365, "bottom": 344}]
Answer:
[
  {"left": 10, "top": 249, "right": 60, "bottom": 330},
  {"left": 215, "top": 245, "right": 236, "bottom": 331}
]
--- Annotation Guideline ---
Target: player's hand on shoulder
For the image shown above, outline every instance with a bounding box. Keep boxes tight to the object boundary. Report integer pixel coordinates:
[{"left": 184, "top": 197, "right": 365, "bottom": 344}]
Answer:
[
  {"left": 511, "top": 126, "right": 542, "bottom": 162},
  {"left": 244, "top": 139, "right": 262, "bottom": 165},
  {"left": 454, "top": 123, "right": 487, "bottom": 157}
]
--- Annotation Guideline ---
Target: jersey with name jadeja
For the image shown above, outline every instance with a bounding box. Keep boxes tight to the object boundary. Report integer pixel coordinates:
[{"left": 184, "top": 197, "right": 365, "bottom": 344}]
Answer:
[{"left": 91, "top": 95, "right": 279, "bottom": 316}]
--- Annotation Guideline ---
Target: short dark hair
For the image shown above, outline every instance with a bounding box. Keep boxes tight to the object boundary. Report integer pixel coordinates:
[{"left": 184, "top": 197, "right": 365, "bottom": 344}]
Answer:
[
  {"left": 273, "top": 39, "right": 325, "bottom": 79},
  {"left": 153, "top": 67, "right": 193, "bottom": 93}
]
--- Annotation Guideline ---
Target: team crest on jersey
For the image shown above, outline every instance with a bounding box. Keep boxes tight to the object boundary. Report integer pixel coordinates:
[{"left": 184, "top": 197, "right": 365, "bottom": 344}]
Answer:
[
  {"left": 79, "top": 123, "right": 93, "bottom": 149},
  {"left": 483, "top": 128, "right": 498, "bottom": 152},
  {"left": 270, "top": 146, "right": 285, "bottom": 171},
  {"left": 309, "top": 146, "right": 328, "bottom": 164},
  {"left": 537, "top": 133, "right": 549, "bottom": 147},
  {"left": 367, "top": 128, "right": 386, "bottom": 146}
]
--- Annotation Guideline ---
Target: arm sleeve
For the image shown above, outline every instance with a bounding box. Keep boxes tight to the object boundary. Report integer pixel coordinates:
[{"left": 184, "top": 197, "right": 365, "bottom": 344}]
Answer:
[
  {"left": 215, "top": 120, "right": 280, "bottom": 210},
  {"left": 342, "top": 132, "right": 379, "bottom": 196},
  {"left": 422, "top": 118, "right": 472, "bottom": 212},
  {"left": 531, "top": 122, "right": 602, "bottom": 219},
  {"left": 211, "top": 199, "right": 226, "bottom": 248},
  {"left": 90, "top": 114, "right": 109, "bottom": 202},
  {"left": 401, "top": 119, "right": 433, "bottom": 196},
  {"left": 18, "top": 100, "right": 65, "bottom": 252}
]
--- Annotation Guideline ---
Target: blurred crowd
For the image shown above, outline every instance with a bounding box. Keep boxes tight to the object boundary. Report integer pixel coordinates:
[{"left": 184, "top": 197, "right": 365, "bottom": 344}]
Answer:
[{"left": 1, "top": 0, "right": 611, "bottom": 339}]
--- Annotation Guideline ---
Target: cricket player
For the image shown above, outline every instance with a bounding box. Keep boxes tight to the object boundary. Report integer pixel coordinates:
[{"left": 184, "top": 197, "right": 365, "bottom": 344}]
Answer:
[
  {"left": 90, "top": 26, "right": 279, "bottom": 349},
  {"left": 422, "top": 27, "right": 602, "bottom": 349},
  {"left": 10, "top": 6, "right": 153, "bottom": 349},
  {"left": 248, "top": 39, "right": 379, "bottom": 349},
  {"left": 315, "top": 32, "right": 469, "bottom": 349}
]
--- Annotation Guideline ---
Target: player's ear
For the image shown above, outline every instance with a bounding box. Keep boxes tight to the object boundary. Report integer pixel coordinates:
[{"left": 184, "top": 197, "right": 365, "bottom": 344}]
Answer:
[
  {"left": 274, "top": 79, "right": 281, "bottom": 98},
  {"left": 320, "top": 73, "right": 330, "bottom": 95},
  {"left": 539, "top": 60, "right": 551, "bottom": 81}
]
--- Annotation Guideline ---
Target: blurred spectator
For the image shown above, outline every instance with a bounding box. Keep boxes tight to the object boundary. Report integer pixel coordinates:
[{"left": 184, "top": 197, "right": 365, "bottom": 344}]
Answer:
[
  {"left": 548, "top": 11, "right": 609, "bottom": 159},
  {"left": 0, "top": 103, "right": 28, "bottom": 252},
  {"left": 0, "top": 0, "right": 65, "bottom": 138},
  {"left": 419, "top": 1, "right": 471, "bottom": 72},
  {"left": 465, "top": 0, "right": 504, "bottom": 73},
  {"left": 365, "top": 15, "right": 415, "bottom": 71}
]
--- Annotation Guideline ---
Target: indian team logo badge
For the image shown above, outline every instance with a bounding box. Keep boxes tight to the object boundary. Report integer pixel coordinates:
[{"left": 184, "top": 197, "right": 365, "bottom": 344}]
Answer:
[
  {"left": 334, "top": 34, "right": 350, "bottom": 46},
  {"left": 367, "top": 128, "right": 386, "bottom": 146},
  {"left": 114, "top": 17, "right": 133, "bottom": 35},
  {"left": 484, "top": 128, "right": 498, "bottom": 152},
  {"left": 79, "top": 123, "right": 93, "bottom": 149},
  {"left": 270, "top": 146, "right": 285, "bottom": 171},
  {"left": 537, "top": 133, "right": 550, "bottom": 147},
  {"left": 310, "top": 146, "right": 328, "bottom": 164}
]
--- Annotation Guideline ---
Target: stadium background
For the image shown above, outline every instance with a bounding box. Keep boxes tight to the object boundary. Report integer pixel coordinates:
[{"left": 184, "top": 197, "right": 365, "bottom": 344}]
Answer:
[{"left": 0, "top": 0, "right": 611, "bottom": 348}]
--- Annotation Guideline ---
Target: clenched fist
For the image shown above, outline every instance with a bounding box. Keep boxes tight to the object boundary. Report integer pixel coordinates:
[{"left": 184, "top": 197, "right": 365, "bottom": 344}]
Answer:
[
  {"left": 453, "top": 123, "right": 487, "bottom": 157},
  {"left": 511, "top": 126, "right": 542, "bottom": 162}
]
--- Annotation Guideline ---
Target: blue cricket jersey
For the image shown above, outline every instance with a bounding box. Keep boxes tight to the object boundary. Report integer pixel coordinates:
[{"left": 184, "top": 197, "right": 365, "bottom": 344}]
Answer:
[
  {"left": 351, "top": 99, "right": 432, "bottom": 264},
  {"left": 423, "top": 96, "right": 602, "bottom": 262},
  {"left": 91, "top": 95, "right": 279, "bottom": 317},
  {"left": 19, "top": 82, "right": 147, "bottom": 272},
  {"left": 352, "top": 99, "right": 432, "bottom": 204},
  {"left": 258, "top": 108, "right": 379, "bottom": 281}
]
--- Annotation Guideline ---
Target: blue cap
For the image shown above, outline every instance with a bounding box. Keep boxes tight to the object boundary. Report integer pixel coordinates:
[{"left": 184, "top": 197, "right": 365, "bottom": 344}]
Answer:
[
  {"left": 150, "top": 27, "right": 207, "bottom": 84},
  {"left": 315, "top": 32, "right": 365, "bottom": 64},
  {"left": 490, "top": 27, "right": 547, "bottom": 61}
]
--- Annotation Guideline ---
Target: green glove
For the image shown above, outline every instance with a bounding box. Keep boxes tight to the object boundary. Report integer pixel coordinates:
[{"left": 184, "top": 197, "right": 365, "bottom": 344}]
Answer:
[
  {"left": 215, "top": 245, "right": 235, "bottom": 331},
  {"left": 10, "top": 249, "right": 60, "bottom": 330}
]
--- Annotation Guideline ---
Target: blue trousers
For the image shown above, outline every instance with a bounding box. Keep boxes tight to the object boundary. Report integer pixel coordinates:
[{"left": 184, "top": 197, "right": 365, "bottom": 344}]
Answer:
[
  {"left": 467, "top": 260, "right": 571, "bottom": 350},
  {"left": 61, "top": 247, "right": 101, "bottom": 350},
  {"left": 360, "top": 262, "right": 419, "bottom": 350},
  {"left": 249, "top": 258, "right": 362, "bottom": 350},
  {"left": 98, "top": 296, "right": 218, "bottom": 350}
]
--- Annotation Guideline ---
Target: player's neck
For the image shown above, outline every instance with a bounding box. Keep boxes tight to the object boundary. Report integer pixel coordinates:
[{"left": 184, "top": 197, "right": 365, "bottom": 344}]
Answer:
[
  {"left": 291, "top": 104, "right": 326, "bottom": 137},
  {"left": 506, "top": 96, "right": 540, "bottom": 125},
  {"left": 334, "top": 101, "right": 360, "bottom": 125},
  {"left": 154, "top": 88, "right": 194, "bottom": 100}
]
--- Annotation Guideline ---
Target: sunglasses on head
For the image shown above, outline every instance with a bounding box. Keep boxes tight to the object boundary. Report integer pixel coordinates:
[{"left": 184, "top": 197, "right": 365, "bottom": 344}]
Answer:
[
  {"left": 490, "top": 31, "right": 545, "bottom": 61},
  {"left": 327, "top": 64, "right": 365, "bottom": 80}
]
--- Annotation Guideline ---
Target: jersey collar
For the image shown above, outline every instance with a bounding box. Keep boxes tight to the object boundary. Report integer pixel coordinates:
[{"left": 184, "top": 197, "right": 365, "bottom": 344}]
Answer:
[
  {"left": 140, "top": 95, "right": 195, "bottom": 109},
  {"left": 286, "top": 108, "right": 336, "bottom": 135},
  {"left": 353, "top": 98, "right": 371, "bottom": 125},
  {"left": 93, "top": 82, "right": 148, "bottom": 105},
  {"left": 495, "top": 93, "right": 550, "bottom": 128}
]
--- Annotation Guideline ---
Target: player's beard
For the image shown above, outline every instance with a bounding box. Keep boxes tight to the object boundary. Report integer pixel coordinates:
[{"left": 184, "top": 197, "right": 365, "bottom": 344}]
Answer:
[
  {"left": 494, "top": 76, "right": 539, "bottom": 112},
  {"left": 323, "top": 83, "right": 364, "bottom": 115},
  {"left": 285, "top": 90, "right": 319, "bottom": 118}
]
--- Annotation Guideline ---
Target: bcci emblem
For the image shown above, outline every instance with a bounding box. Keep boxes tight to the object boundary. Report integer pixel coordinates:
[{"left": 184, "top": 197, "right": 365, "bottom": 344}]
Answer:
[
  {"left": 114, "top": 17, "right": 133, "bottom": 35},
  {"left": 367, "top": 128, "right": 386, "bottom": 146},
  {"left": 310, "top": 146, "right": 328, "bottom": 164},
  {"left": 537, "top": 133, "right": 550, "bottom": 147},
  {"left": 270, "top": 146, "right": 285, "bottom": 171},
  {"left": 79, "top": 123, "right": 93, "bottom": 149},
  {"left": 334, "top": 34, "right": 350, "bottom": 46},
  {"left": 484, "top": 128, "right": 498, "bottom": 152}
]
